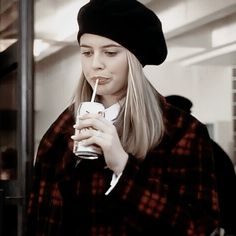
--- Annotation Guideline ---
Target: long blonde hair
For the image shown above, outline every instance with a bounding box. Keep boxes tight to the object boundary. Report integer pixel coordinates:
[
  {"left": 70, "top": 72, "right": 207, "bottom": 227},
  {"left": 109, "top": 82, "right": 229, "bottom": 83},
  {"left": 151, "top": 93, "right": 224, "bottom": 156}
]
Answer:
[{"left": 73, "top": 50, "right": 164, "bottom": 159}]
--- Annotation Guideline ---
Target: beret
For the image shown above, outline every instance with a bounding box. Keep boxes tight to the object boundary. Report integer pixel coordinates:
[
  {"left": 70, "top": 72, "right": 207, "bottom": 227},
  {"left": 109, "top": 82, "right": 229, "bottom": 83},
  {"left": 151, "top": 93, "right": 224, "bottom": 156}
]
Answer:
[{"left": 77, "top": 0, "right": 168, "bottom": 66}]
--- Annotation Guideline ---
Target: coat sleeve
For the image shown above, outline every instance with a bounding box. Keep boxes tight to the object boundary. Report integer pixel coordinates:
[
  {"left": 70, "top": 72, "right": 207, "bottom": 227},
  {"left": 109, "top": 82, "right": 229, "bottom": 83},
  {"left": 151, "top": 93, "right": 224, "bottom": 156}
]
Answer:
[{"left": 107, "top": 122, "right": 220, "bottom": 236}]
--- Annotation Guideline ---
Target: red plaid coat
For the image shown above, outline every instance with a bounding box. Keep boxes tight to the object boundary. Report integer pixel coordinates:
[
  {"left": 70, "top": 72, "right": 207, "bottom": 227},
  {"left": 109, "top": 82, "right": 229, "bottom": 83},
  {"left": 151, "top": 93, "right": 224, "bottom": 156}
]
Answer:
[{"left": 26, "top": 98, "right": 220, "bottom": 236}]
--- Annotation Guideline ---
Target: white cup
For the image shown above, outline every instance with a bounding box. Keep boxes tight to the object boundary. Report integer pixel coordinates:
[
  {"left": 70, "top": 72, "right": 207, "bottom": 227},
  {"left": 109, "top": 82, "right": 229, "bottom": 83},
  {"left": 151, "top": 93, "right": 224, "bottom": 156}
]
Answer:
[{"left": 73, "top": 102, "right": 105, "bottom": 159}]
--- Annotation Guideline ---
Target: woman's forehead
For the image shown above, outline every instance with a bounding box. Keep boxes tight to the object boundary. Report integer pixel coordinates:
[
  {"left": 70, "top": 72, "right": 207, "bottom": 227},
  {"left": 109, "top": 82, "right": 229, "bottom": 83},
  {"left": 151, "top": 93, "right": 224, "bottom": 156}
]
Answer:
[{"left": 80, "top": 33, "right": 121, "bottom": 47}]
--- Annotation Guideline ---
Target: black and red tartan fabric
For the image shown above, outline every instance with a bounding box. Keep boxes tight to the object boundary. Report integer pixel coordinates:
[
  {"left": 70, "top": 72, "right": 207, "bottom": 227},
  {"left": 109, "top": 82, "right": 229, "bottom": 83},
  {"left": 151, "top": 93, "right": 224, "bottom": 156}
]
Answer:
[{"left": 25, "top": 98, "right": 220, "bottom": 236}]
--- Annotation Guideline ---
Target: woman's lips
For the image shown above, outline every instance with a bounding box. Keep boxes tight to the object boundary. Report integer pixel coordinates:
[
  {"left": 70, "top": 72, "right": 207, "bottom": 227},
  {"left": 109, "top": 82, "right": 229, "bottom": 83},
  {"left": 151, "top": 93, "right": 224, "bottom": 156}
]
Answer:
[
  {"left": 92, "top": 76, "right": 110, "bottom": 85},
  {"left": 98, "top": 79, "right": 109, "bottom": 85}
]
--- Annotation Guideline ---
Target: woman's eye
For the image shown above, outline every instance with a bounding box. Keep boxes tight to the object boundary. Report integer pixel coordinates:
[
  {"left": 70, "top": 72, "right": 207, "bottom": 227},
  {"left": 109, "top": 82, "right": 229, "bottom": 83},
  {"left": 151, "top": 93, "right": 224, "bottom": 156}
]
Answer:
[
  {"left": 105, "top": 51, "right": 118, "bottom": 56},
  {"left": 81, "top": 51, "right": 93, "bottom": 57}
]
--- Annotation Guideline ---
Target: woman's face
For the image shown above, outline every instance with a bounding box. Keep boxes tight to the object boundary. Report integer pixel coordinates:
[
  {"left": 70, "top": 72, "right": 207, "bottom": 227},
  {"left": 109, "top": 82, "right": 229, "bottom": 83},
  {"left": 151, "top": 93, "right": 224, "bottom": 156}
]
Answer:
[{"left": 80, "top": 34, "right": 128, "bottom": 102}]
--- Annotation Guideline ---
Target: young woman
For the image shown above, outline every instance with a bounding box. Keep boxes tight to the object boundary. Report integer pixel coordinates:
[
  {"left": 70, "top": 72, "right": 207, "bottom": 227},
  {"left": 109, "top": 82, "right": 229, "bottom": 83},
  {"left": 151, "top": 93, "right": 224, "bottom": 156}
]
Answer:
[{"left": 26, "top": 0, "right": 220, "bottom": 235}]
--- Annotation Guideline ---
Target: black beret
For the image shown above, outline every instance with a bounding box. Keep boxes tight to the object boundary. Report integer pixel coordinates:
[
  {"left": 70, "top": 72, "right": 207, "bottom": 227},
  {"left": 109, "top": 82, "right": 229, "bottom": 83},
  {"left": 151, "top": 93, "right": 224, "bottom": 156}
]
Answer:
[
  {"left": 165, "top": 95, "right": 193, "bottom": 113},
  {"left": 77, "top": 0, "right": 168, "bottom": 66}
]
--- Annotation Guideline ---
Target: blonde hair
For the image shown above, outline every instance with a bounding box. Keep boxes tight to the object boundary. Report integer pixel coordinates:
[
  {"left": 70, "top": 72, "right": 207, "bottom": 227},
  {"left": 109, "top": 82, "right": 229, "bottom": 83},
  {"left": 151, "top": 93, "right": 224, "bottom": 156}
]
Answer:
[{"left": 72, "top": 50, "right": 164, "bottom": 159}]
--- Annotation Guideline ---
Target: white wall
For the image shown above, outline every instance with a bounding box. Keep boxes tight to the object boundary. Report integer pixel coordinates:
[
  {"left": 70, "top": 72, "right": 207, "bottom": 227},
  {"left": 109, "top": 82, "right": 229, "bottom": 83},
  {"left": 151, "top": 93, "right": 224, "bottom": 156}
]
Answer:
[
  {"left": 153, "top": 0, "right": 236, "bottom": 35},
  {"left": 35, "top": 46, "right": 80, "bottom": 146},
  {"left": 144, "top": 64, "right": 232, "bottom": 121},
  {"left": 35, "top": 49, "right": 234, "bottom": 161}
]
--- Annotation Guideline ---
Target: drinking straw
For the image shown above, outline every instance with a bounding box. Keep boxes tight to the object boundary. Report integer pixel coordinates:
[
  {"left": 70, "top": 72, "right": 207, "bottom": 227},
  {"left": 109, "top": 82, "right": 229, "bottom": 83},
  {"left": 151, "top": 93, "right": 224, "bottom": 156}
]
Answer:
[{"left": 91, "top": 78, "right": 99, "bottom": 102}]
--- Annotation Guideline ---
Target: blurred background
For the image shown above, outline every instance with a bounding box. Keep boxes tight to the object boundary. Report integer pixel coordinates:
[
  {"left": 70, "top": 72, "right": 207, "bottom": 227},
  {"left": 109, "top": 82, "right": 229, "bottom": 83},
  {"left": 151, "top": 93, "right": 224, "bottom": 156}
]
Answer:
[{"left": 0, "top": 0, "right": 236, "bottom": 235}]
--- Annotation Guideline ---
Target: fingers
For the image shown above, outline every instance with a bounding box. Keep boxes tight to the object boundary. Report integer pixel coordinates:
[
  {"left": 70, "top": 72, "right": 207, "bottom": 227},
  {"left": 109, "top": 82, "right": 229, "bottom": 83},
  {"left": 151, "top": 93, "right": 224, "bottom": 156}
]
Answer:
[
  {"left": 84, "top": 129, "right": 104, "bottom": 140},
  {"left": 72, "top": 127, "right": 105, "bottom": 141},
  {"left": 73, "top": 129, "right": 109, "bottom": 150},
  {"left": 72, "top": 112, "right": 120, "bottom": 156},
  {"left": 75, "top": 113, "right": 113, "bottom": 134}
]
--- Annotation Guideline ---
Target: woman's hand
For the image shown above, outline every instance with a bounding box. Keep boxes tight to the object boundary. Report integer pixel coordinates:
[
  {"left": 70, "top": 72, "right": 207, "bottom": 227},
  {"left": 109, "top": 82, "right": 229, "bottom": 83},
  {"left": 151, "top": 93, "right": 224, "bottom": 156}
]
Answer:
[{"left": 72, "top": 113, "right": 128, "bottom": 175}]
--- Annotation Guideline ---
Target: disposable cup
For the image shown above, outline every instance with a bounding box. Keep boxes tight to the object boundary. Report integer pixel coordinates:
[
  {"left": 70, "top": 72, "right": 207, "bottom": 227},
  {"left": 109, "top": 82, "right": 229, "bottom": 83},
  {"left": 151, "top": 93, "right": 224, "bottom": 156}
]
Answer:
[{"left": 73, "top": 102, "right": 105, "bottom": 159}]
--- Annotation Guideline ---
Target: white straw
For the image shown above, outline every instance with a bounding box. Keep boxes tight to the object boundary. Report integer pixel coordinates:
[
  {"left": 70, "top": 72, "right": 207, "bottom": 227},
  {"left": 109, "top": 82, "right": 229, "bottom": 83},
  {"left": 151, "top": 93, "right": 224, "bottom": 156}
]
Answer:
[{"left": 91, "top": 78, "right": 99, "bottom": 102}]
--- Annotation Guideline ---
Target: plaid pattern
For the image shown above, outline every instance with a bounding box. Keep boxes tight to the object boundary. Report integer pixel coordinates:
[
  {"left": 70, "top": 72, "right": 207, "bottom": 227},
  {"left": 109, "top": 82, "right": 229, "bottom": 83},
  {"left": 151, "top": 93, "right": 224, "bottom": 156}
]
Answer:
[{"left": 25, "top": 101, "right": 220, "bottom": 236}]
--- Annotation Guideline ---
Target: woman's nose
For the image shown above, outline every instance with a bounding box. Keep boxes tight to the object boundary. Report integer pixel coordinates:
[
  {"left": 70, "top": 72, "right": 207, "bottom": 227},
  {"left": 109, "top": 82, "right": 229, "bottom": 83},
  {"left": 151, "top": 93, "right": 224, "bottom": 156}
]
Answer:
[{"left": 92, "top": 53, "right": 105, "bottom": 69}]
